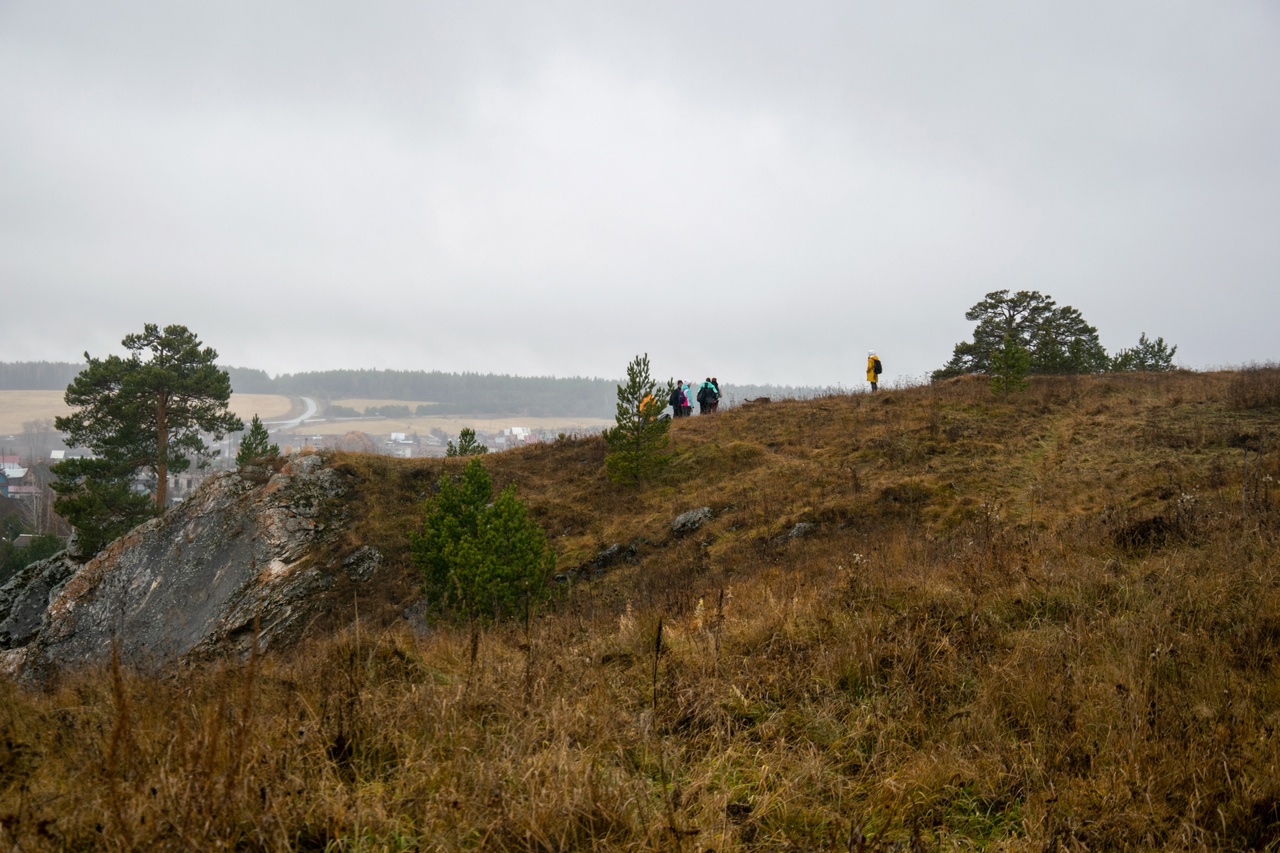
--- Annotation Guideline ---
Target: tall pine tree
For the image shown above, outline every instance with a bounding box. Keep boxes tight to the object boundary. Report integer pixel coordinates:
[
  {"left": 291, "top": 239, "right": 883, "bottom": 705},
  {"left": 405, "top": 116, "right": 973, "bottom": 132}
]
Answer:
[
  {"left": 53, "top": 324, "right": 242, "bottom": 555},
  {"left": 934, "top": 290, "right": 1109, "bottom": 379}
]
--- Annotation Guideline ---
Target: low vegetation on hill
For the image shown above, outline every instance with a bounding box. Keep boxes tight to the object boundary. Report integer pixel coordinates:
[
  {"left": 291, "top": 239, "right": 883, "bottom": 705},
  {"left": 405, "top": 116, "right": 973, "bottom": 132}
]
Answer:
[{"left": 3, "top": 368, "right": 1280, "bottom": 850}]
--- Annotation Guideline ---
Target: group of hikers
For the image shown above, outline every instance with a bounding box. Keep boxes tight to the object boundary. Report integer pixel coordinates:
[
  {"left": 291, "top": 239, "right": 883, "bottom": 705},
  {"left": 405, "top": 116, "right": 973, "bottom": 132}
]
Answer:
[
  {"left": 669, "top": 377, "right": 721, "bottom": 416},
  {"left": 651, "top": 353, "right": 884, "bottom": 421}
]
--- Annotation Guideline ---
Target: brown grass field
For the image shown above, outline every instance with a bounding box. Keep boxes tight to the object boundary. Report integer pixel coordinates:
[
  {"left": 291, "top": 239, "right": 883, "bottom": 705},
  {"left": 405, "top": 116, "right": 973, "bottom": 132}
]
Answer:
[
  {"left": 0, "top": 392, "right": 294, "bottom": 436},
  {"left": 0, "top": 391, "right": 72, "bottom": 436},
  {"left": 3, "top": 368, "right": 1280, "bottom": 850}
]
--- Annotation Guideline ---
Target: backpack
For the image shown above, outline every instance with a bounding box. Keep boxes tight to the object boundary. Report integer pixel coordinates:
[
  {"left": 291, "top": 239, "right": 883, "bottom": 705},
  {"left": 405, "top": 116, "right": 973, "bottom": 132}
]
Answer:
[
  {"left": 873, "top": 358, "right": 883, "bottom": 376},
  {"left": 696, "top": 386, "right": 708, "bottom": 404},
  {"left": 669, "top": 387, "right": 682, "bottom": 407}
]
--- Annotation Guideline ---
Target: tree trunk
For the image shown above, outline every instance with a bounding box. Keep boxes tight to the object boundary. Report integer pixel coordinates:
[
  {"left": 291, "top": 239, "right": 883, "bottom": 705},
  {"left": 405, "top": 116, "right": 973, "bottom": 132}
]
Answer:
[{"left": 155, "top": 397, "right": 168, "bottom": 509}]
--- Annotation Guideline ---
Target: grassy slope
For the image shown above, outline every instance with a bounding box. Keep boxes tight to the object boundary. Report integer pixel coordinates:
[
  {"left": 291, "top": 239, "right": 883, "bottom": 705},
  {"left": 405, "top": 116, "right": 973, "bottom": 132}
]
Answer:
[{"left": 3, "top": 370, "right": 1280, "bottom": 850}]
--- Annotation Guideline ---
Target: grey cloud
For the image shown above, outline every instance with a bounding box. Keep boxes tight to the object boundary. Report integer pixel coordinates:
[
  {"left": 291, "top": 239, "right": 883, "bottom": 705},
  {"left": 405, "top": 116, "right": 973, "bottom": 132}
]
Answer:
[{"left": 2, "top": 1, "right": 1277, "bottom": 383}]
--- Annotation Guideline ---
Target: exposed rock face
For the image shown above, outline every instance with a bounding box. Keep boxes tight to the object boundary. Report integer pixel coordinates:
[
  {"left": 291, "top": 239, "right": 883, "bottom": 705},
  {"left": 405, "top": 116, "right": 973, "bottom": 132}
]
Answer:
[
  {"left": 0, "top": 553, "right": 78, "bottom": 650},
  {"left": 1, "top": 453, "right": 377, "bottom": 677}
]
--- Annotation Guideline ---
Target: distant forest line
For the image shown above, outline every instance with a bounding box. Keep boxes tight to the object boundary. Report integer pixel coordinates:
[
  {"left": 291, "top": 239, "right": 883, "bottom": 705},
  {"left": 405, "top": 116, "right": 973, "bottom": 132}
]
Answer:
[{"left": 0, "top": 362, "right": 831, "bottom": 420}]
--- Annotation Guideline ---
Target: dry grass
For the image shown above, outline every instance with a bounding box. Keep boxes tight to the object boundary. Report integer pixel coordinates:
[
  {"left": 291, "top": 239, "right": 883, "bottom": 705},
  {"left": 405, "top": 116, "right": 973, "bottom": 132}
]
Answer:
[
  {"left": 227, "top": 394, "right": 297, "bottom": 423},
  {"left": 0, "top": 392, "right": 295, "bottom": 435},
  {"left": 1226, "top": 364, "right": 1280, "bottom": 411},
  {"left": 3, "top": 372, "right": 1280, "bottom": 850},
  {"left": 0, "top": 391, "right": 72, "bottom": 435}
]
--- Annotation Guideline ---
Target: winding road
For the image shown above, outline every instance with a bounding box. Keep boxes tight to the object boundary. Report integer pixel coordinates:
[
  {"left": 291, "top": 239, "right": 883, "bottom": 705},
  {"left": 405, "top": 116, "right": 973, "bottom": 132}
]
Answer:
[{"left": 267, "top": 396, "right": 319, "bottom": 431}]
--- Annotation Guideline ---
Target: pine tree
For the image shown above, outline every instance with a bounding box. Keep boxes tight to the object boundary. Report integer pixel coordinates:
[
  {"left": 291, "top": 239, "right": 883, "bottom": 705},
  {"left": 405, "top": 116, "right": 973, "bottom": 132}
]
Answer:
[
  {"left": 236, "top": 414, "right": 280, "bottom": 465},
  {"left": 42, "top": 460, "right": 155, "bottom": 557},
  {"left": 989, "top": 333, "right": 1031, "bottom": 396},
  {"left": 604, "top": 354, "right": 674, "bottom": 485},
  {"left": 53, "top": 324, "right": 243, "bottom": 555},
  {"left": 934, "top": 290, "right": 1109, "bottom": 379},
  {"left": 409, "top": 458, "right": 554, "bottom": 621},
  {"left": 1110, "top": 333, "right": 1178, "bottom": 372},
  {"left": 446, "top": 427, "right": 488, "bottom": 457}
]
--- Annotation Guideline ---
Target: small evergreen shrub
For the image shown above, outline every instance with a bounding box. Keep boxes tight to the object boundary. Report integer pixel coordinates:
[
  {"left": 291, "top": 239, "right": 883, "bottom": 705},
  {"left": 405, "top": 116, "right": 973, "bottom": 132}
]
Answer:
[
  {"left": 446, "top": 427, "right": 488, "bottom": 457},
  {"left": 409, "top": 459, "right": 554, "bottom": 621},
  {"left": 1110, "top": 333, "right": 1178, "bottom": 372},
  {"left": 236, "top": 414, "right": 280, "bottom": 466},
  {"left": 989, "top": 333, "right": 1030, "bottom": 396},
  {"left": 604, "top": 353, "right": 673, "bottom": 485}
]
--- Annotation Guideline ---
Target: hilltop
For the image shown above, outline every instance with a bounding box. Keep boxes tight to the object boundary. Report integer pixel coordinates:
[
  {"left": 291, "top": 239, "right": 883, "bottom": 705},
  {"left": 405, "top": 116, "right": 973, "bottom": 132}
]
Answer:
[{"left": 2, "top": 368, "right": 1279, "bottom": 850}]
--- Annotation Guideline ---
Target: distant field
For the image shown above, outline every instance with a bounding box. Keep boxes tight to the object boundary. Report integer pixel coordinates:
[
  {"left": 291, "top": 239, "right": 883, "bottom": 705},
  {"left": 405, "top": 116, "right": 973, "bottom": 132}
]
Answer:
[
  {"left": 0, "top": 391, "right": 72, "bottom": 436},
  {"left": 281, "top": 399, "right": 612, "bottom": 438},
  {"left": 0, "top": 392, "right": 293, "bottom": 436},
  {"left": 0, "top": 391, "right": 609, "bottom": 440},
  {"left": 328, "top": 398, "right": 433, "bottom": 412},
  {"left": 228, "top": 394, "right": 294, "bottom": 423},
  {"left": 287, "top": 412, "right": 612, "bottom": 439}
]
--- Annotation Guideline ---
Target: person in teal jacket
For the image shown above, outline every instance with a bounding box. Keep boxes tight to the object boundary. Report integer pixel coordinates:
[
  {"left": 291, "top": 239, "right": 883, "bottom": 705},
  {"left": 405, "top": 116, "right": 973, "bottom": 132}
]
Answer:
[{"left": 697, "top": 377, "right": 718, "bottom": 414}]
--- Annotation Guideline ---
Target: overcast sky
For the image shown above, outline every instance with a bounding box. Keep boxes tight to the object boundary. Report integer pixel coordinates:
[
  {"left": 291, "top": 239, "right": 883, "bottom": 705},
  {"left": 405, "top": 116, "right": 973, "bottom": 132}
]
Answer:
[{"left": 3, "top": 2, "right": 1277, "bottom": 387}]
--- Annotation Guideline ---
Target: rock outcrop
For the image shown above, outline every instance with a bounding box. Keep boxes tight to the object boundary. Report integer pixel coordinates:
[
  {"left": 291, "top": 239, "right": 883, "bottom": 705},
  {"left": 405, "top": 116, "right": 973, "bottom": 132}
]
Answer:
[
  {"left": 0, "top": 453, "right": 379, "bottom": 677},
  {"left": 671, "top": 507, "right": 713, "bottom": 536}
]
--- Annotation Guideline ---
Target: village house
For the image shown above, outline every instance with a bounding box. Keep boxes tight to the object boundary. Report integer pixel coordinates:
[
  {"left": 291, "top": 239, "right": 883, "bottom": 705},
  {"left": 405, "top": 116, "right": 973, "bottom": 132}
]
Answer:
[
  {"left": 0, "top": 456, "right": 39, "bottom": 499},
  {"left": 492, "top": 427, "right": 536, "bottom": 451}
]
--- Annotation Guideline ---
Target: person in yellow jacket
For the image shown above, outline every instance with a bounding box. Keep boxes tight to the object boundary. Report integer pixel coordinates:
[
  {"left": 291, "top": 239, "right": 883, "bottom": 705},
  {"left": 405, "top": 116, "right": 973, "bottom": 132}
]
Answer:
[
  {"left": 640, "top": 393, "right": 657, "bottom": 423},
  {"left": 867, "top": 350, "right": 883, "bottom": 391}
]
